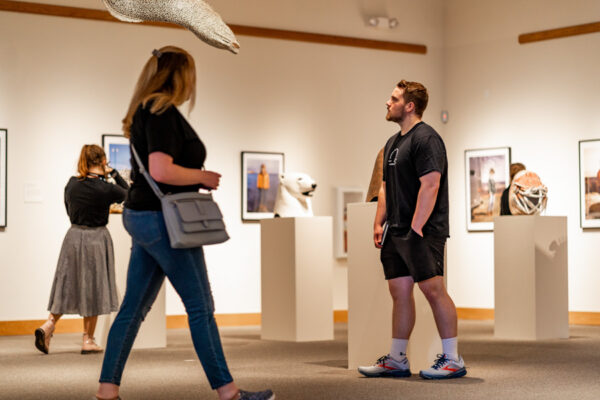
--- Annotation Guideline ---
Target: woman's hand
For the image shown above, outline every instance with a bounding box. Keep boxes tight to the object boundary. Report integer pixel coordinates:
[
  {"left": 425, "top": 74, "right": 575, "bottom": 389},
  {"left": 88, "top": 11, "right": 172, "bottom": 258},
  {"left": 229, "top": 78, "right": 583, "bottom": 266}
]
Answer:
[
  {"left": 149, "top": 152, "right": 221, "bottom": 187},
  {"left": 199, "top": 170, "right": 221, "bottom": 190}
]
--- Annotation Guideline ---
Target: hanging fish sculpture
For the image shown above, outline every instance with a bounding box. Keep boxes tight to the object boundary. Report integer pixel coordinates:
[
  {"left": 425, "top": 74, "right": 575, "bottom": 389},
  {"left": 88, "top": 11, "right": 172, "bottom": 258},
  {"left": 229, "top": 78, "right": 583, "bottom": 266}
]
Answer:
[{"left": 102, "top": 0, "right": 240, "bottom": 54}]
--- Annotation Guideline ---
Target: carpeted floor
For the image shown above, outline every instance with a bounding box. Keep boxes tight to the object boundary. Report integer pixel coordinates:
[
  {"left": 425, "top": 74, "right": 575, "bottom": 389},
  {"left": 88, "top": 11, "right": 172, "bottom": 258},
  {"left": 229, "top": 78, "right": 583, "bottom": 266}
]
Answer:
[{"left": 1, "top": 321, "right": 599, "bottom": 399}]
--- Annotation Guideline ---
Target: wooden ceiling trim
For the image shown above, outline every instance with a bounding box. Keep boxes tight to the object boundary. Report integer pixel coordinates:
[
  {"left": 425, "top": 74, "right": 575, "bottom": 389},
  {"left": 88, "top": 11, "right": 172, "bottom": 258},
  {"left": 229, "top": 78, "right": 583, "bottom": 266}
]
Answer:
[{"left": 519, "top": 21, "right": 600, "bottom": 44}]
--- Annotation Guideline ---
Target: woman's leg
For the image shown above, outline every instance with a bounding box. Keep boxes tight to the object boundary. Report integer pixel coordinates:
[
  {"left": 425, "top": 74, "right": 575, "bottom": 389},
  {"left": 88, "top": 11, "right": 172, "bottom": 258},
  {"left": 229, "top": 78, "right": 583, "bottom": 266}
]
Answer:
[
  {"left": 96, "top": 241, "right": 165, "bottom": 398},
  {"left": 83, "top": 315, "right": 98, "bottom": 337},
  {"left": 82, "top": 316, "right": 104, "bottom": 354},
  {"left": 146, "top": 244, "right": 236, "bottom": 398},
  {"left": 34, "top": 313, "right": 62, "bottom": 354}
]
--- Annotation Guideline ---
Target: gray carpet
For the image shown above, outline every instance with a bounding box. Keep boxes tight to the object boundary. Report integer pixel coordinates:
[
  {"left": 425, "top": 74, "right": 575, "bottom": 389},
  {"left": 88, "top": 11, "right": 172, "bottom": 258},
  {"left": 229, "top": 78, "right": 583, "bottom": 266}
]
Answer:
[{"left": 1, "top": 321, "right": 599, "bottom": 399}]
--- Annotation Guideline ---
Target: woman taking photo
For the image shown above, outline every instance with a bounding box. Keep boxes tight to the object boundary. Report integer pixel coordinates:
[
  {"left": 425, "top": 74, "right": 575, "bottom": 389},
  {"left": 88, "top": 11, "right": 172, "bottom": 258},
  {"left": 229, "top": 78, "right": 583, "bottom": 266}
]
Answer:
[
  {"left": 35, "top": 145, "right": 128, "bottom": 355},
  {"left": 96, "top": 46, "right": 274, "bottom": 400}
]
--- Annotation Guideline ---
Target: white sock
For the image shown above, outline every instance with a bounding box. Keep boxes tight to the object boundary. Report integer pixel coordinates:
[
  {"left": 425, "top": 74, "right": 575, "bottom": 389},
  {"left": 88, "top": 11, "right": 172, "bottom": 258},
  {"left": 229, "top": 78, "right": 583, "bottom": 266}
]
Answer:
[
  {"left": 390, "top": 338, "right": 408, "bottom": 361},
  {"left": 442, "top": 337, "right": 459, "bottom": 360}
]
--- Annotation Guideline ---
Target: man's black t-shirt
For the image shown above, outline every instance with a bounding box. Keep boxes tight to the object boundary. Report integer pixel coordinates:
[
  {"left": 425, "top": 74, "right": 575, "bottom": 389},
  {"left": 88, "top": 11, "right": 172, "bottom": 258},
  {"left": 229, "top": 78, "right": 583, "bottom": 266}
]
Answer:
[
  {"left": 382, "top": 121, "right": 449, "bottom": 238},
  {"left": 125, "top": 103, "right": 207, "bottom": 211}
]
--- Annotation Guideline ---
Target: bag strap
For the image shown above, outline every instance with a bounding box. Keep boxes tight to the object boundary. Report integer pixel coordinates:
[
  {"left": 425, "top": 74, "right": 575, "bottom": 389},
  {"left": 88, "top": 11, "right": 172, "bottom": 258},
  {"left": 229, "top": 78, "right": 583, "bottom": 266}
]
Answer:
[{"left": 130, "top": 144, "right": 165, "bottom": 199}]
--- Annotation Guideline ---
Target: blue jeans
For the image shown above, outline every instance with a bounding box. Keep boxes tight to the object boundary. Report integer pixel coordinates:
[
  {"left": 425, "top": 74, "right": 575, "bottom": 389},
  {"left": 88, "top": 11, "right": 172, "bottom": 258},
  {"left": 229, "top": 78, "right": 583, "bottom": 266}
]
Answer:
[{"left": 99, "top": 209, "right": 233, "bottom": 389}]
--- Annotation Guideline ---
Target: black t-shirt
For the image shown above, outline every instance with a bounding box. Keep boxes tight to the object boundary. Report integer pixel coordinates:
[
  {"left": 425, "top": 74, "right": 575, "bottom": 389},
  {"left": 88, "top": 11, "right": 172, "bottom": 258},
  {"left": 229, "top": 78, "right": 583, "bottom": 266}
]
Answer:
[
  {"left": 125, "top": 103, "right": 207, "bottom": 211},
  {"left": 64, "top": 171, "right": 129, "bottom": 227},
  {"left": 500, "top": 187, "right": 512, "bottom": 215},
  {"left": 382, "top": 122, "right": 449, "bottom": 238}
]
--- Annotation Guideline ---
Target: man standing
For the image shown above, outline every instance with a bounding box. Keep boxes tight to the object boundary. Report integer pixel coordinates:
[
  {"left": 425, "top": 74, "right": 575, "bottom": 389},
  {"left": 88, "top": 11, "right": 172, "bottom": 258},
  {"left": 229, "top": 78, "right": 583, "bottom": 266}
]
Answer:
[{"left": 358, "top": 80, "right": 466, "bottom": 380}]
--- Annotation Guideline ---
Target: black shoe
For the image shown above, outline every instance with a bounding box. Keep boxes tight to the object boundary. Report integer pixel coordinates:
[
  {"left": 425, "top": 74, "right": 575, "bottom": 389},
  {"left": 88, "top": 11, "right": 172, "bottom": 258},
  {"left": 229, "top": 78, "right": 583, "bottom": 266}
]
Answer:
[
  {"left": 238, "top": 389, "right": 275, "bottom": 400},
  {"left": 34, "top": 328, "right": 49, "bottom": 354}
]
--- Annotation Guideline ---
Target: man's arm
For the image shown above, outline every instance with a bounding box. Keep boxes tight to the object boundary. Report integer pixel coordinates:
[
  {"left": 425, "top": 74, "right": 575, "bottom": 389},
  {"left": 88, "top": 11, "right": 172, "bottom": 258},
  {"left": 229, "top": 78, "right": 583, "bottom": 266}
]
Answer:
[
  {"left": 373, "top": 182, "right": 387, "bottom": 248},
  {"left": 411, "top": 171, "right": 441, "bottom": 236}
]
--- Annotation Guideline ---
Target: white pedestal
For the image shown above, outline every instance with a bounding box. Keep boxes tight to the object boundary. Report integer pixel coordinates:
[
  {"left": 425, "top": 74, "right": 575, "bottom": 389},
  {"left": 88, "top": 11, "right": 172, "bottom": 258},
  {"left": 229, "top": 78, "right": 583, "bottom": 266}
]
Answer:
[
  {"left": 347, "top": 203, "right": 442, "bottom": 371},
  {"left": 494, "top": 215, "right": 569, "bottom": 340},
  {"left": 260, "top": 217, "right": 334, "bottom": 342},
  {"left": 95, "top": 214, "right": 166, "bottom": 349}
]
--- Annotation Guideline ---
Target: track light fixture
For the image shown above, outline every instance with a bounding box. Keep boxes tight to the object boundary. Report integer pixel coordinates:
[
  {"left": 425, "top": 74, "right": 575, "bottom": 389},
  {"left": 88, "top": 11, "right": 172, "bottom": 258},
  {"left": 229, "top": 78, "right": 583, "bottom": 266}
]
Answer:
[{"left": 368, "top": 16, "right": 399, "bottom": 29}]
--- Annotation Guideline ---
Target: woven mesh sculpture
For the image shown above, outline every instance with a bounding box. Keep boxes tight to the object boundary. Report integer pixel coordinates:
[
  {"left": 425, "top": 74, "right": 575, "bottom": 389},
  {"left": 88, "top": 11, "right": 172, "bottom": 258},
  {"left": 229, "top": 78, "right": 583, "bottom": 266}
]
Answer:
[{"left": 508, "top": 170, "right": 548, "bottom": 215}]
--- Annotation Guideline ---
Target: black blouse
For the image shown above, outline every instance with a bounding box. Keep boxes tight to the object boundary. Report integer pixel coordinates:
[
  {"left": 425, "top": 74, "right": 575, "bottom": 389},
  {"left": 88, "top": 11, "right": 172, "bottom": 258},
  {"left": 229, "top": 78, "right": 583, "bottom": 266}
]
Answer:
[
  {"left": 64, "top": 171, "right": 129, "bottom": 227},
  {"left": 125, "top": 103, "right": 206, "bottom": 211}
]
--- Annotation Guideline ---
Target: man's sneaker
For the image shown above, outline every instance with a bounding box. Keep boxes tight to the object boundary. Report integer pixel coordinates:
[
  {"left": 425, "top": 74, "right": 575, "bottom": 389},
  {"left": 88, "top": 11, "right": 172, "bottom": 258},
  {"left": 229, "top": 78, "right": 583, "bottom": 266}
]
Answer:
[
  {"left": 238, "top": 389, "right": 275, "bottom": 400},
  {"left": 419, "top": 353, "right": 467, "bottom": 380},
  {"left": 357, "top": 354, "right": 411, "bottom": 378}
]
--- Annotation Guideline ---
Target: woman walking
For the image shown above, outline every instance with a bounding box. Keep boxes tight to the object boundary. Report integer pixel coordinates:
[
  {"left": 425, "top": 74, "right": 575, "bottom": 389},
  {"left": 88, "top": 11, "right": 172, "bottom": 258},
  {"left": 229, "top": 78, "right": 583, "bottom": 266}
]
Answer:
[
  {"left": 95, "top": 46, "right": 274, "bottom": 400},
  {"left": 35, "top": 144, "right": 128, "bottom": 355}
]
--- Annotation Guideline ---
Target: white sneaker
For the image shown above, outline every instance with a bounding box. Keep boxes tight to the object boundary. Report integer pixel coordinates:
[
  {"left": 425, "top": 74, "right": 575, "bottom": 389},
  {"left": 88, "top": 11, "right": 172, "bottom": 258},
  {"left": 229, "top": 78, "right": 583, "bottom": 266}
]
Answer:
[
  {"left": 358, "top": 354, "right": 411, "bottom": 378},
  {"left": 419, "top": 353, "right": 467, "bottom": 380}
]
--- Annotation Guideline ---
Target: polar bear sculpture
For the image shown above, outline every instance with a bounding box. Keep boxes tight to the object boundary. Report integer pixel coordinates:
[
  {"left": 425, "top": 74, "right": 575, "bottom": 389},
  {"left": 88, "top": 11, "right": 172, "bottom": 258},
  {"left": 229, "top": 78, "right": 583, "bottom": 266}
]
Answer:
[{"left": 273, "top": 172, "right": 317, "bottom": 217}]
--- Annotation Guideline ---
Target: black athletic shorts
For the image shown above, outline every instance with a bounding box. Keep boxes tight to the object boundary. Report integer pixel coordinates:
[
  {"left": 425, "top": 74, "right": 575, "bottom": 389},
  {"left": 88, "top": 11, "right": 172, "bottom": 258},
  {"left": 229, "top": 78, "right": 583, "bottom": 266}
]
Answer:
[{"left": 380, "top": 228, "right": 446, "bottom": 282}]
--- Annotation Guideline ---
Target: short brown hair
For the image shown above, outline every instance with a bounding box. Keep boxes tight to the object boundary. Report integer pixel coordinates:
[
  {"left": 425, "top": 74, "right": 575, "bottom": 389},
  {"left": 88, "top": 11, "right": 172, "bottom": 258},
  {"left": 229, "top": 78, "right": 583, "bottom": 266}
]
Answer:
[
  {"left": 397, "top": 80, "right": 429, "bottom": 117},
  {"left": 77, "top": 144, "right": 106, "bottom": 179},
  {"left": 510, "top": 163, "right": 526, "bottom": 181}
]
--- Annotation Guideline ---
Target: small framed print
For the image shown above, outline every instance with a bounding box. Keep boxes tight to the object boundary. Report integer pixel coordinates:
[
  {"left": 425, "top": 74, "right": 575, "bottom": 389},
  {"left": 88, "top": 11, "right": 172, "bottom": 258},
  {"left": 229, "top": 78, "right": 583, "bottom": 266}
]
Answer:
[
  {"left": 102, "top": 134, "right": 131, "bottom": 214},
  {"left": 579, "top": 139, "right": 600, "bottom": 229},
  {"left": 465, "top": 147, "right": 511, "bottom": 231},
  {"left": 102, "top": 134, "right": 132, "bottom": 184},
  {"left": 241, "top": 151, "right": 285, "bottom": 221},
  {"left": 0, "top": 129, "right": 6, "bottom": 227}
]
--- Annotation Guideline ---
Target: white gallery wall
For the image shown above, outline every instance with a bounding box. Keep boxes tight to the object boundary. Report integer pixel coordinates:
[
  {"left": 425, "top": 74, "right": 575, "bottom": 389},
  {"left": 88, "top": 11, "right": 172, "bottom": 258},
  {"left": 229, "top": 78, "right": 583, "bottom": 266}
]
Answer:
[
  {"left": 444, "top": 0, "right": 600, "bottom": 312},
  {"left": 0, "top": 0, "right": 445, "bottom": 320}
]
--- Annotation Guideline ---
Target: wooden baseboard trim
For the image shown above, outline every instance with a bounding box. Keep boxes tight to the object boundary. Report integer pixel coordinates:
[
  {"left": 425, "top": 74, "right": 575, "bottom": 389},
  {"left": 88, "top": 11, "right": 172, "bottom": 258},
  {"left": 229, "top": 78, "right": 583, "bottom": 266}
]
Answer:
[
  {"left": 334, "top": 310, "right": 348, "bottom": 323},
  {"left": 456, "top": 308, "right": 600, "bottom": 326},
  {"left": 0, "top": 318, "right": 85, "bottom": 336},
  {"left": 569, "top": 312, "right": 600, "bottom": 326},
  {"left": 1, "top": 310, "right": 350, "bottom": 336},
  {"left": 166, "top": 313, "right": 262, "bottom": 330},
  {"left": 3, "top": 309, "right": 598, "bottom": 336},
  {"left": 456, "top": 307, "right": 495, "bottom": 320}
]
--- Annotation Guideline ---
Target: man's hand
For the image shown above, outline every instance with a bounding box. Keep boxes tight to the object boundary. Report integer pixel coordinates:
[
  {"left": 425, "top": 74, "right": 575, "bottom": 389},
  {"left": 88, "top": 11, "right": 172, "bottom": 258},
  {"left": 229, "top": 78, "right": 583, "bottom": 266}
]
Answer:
[
  {"left": 411, "top": 224, "right": 424, "bottom": 237},
  {"left": 374, "top": 224, "right": 384, "bottom": 249}
]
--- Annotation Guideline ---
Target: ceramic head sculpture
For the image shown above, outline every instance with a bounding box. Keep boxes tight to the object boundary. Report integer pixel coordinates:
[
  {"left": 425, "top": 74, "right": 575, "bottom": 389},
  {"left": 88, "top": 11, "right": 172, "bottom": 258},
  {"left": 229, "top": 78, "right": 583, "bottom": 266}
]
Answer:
[
  {"left": 102, "top": 0, "right": 240, "bottom": 53},
  {"left": 508, "top": 170, "right": 548, "bottom": 215},
  {"left": 273, "top": 172, "right": 317, "bottom": 217}
]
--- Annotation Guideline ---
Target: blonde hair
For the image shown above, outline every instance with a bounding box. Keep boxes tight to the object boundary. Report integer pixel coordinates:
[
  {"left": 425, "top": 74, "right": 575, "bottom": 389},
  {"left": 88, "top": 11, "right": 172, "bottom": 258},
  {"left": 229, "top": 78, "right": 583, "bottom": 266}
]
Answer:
[
  {"left": 77, "top": 144, "right": 106, "bottom": 179},
  {"left": 123, "top": 46, "right": 196, "bottom": 138}
]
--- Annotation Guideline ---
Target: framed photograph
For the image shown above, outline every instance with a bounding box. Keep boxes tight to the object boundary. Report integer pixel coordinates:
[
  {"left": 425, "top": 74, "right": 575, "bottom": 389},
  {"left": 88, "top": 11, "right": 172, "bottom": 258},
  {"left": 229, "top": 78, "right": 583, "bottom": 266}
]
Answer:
[
  {"left": 334, "top": 187, "right": 365, "bottom": 258},
  {"left": 0, "top": 129, "right": 6, "bottom": 227},
  {"left": 465, "top": 147, "right": 511, "bottom": 231},
  {"left": 579, "top": 139, "right": 600, "bottom": 229},
  {"left": 241, "top": 151, "right": 284, "bottom": 221},
  {"left": 102, "top": 134, "right": 131, "bottom": 214},
  {"left": 102, "top": 134, "right": 132, "bottom": 184}
]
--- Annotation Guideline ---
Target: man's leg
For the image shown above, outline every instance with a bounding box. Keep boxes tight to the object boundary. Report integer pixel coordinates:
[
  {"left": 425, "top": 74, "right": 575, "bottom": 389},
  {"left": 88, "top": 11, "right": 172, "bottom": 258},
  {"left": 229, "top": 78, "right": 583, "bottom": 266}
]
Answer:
[
  {"left": 389, "top": 276, "right": 416, "bottom": 340},
  {"left": 417, "top": 276, "right": 457, "bottom": 340},
  {"left": 418, "top": 276, "right": 466, "bottom": 379},
  {"left": 357, "top": 244, "right": 413, "bottom": 378}
]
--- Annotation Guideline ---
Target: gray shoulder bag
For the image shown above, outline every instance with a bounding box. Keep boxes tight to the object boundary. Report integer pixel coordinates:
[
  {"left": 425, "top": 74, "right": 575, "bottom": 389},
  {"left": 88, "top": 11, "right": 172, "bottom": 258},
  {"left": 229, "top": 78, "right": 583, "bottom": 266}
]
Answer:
[{"left": 130, "top": 145, "right": 229, "bottom": 248}]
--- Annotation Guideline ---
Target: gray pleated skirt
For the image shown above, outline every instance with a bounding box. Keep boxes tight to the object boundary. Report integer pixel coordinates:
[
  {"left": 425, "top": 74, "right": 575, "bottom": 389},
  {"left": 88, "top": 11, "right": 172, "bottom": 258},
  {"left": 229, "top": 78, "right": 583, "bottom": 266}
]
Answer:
[{"left": 47, "top": 225, "right": 119, "bottom": 317}]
